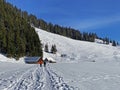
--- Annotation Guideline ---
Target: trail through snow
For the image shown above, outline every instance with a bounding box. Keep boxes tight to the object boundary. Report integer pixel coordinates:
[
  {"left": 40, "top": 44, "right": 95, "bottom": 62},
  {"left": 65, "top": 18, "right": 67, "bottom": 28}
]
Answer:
[{"left": 0, "top": 64, "right": 74, "bottom": 90}]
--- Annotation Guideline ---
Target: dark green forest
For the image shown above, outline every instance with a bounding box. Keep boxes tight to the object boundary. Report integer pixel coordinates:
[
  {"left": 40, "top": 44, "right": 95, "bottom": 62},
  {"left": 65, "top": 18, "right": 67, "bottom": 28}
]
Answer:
[
  {"left": 0, "top": 0, "right": 43, "bottom": 59},
  {"left": 0, "top": 0, "right": 119, "bottom": 59}
]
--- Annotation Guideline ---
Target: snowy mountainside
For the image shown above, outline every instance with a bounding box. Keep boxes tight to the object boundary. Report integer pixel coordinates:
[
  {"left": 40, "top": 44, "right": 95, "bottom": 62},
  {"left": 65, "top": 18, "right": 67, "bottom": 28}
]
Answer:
[
  {"left": 0, "top": 27, "right": 120, "bottom": 90},
  {"left": 35, "top": 27, "right": 120, "bottom": 63}
]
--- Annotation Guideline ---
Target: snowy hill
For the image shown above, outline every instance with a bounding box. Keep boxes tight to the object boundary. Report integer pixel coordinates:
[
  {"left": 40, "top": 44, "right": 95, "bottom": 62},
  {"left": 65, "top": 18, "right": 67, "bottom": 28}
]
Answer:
[
  {"left": 35, "top": 27, "right": 120, "bottom": 63},
  {"left": 35, "top": 28, "right": 120, "bottom": 90},
  {"left": 0, "top": 27, "right": 120, "bottom": 90}
]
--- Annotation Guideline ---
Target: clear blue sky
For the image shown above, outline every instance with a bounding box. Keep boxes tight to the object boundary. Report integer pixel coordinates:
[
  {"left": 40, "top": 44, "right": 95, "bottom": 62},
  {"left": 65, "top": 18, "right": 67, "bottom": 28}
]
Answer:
[{"left": 6, "top": 0, "right": 120, "bottom": 42}]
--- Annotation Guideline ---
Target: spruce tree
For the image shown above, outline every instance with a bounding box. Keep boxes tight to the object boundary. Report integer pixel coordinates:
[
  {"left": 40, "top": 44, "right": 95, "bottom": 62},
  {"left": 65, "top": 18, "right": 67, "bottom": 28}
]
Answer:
[
  {"left": 45, "top": 44, "right": 49, "bottom": 52},
  {"left": 0, "top": 0, "right": 43, "bottom": 59},
  {"left": 112, "top": 40, "right": 116, "bottom": 46},
  {"left": 51, "top": 44, "right": 57, "bottom": 54}
]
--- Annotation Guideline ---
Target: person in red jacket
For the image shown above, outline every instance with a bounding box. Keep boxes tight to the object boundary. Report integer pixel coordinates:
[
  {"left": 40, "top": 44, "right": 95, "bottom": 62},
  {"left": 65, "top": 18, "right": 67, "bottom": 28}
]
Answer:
[{"left": 38, "top": 58, "right": 44, "bottom": 67}]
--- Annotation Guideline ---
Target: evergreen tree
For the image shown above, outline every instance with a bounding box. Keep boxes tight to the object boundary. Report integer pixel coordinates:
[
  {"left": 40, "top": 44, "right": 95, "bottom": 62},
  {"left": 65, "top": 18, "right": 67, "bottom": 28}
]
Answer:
[
  {"left": 112, "top": 40, "right": 116, "bottom": 46},
  {"left": 51, "top": 45, "right": 57, "bottom": 54},
  {"left": 117, "top": 42, "right": 119, "bottom": 46},
  {"left": 103, "top": 37, "right": 109, "bottom": 44},
  {"left": 110, "top": 40, "right": 112, "bottom": 43},
  {"left": 44, "top": 44, "right": 49, "bottom": 52},
  {"left": 0, "top": 0, "right": 43, "bottom": 59}
]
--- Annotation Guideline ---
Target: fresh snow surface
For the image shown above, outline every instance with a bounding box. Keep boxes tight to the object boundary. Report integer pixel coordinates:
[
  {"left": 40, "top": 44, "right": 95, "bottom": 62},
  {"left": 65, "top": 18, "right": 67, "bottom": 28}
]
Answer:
[{"left": 0, "top": 27, "right": 120, "bottom": 90}]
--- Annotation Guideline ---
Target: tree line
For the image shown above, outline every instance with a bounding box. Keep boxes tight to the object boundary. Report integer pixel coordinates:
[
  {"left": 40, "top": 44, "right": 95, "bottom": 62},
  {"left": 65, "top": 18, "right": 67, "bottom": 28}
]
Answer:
[
  {"left": 0, "top": 0, "right": 43, "bottom": 59},
  {"left": 13, "top": 4, "right": 118, "bottom": 46}
]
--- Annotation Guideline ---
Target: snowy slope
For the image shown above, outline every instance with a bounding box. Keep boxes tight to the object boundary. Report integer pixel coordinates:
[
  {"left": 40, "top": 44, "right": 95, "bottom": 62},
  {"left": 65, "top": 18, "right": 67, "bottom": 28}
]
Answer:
[
  {"left": 35, "top": 28, "right": 120, "bottom": 90},
  {"left": 35, "top": 27, "right": 120, "bottom": 63},
  {"left": 0, "top": 27, "right": 120, "bottom": 90}
]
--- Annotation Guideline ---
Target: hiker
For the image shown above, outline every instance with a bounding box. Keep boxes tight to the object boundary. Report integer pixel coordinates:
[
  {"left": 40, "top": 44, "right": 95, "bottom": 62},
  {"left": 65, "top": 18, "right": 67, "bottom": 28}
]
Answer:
[
  {"left": 38, "top": 58, "right": 44, "bottom": 67},
  {"left": 44, "top": 61, "right": 46, "bottom": 67},
  {"left": 40, "top": 63, "right": 42, "bottom": 67},
  {"left": 44, "top": 58, "right": 48, "bottom": 67}
]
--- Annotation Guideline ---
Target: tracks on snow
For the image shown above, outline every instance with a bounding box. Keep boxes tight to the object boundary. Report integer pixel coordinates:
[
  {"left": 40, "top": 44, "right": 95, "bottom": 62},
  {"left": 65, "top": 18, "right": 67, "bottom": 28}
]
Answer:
[
  {"left": 45, "top": 67, "right": 75, "bottom": 90},
  {"left": 1, "top": 65, "right": 76, "bottom": 90},
  {"left": 6, "top": 66, "right": 45, "bottom": 90}
]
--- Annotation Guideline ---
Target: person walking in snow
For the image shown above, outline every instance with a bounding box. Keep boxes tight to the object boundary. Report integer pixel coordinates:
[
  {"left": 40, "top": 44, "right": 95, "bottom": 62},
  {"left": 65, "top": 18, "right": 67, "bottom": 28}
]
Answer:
[
  {"left": 40, "top": 63, "right": 42, "bottom": 67},
  {"left": 44, "top": 61, "right": 46, "bottom": 67},
  {"left": 38, "top": 57, "right": 44, "bottom": 67},
  {"left": 44, "top": 58, "right": 48, "bottom": 67}
]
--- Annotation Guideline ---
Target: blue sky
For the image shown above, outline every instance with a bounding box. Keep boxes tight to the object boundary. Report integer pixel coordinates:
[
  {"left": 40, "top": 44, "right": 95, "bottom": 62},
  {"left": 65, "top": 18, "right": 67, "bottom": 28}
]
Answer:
[{"left": 6, "top": 0, "right": 120, "bottom": 42}]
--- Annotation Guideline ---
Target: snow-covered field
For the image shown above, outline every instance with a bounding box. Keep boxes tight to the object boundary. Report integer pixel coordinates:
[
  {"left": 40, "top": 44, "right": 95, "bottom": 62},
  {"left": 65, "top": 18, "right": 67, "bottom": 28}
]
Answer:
[
  {"left": 0, "top": 27, "right": 120, "bottom": 90},
  {"left": 50, "top": 62, "right": 120, "bottom": 90},
  {"left": 0, "top": 62, "right": 73, "bottom": 90}
]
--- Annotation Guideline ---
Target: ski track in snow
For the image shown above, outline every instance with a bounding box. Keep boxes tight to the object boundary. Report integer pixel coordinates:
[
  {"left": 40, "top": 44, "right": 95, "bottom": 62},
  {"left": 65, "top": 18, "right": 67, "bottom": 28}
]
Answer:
[
  {"left": 45, "top": 66, "right": 75, "bottom": 90},
  {"left": 0, "top": 65, "right": 74, "bottom": 90}
]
